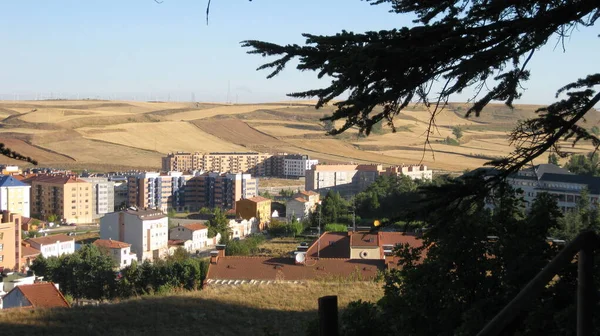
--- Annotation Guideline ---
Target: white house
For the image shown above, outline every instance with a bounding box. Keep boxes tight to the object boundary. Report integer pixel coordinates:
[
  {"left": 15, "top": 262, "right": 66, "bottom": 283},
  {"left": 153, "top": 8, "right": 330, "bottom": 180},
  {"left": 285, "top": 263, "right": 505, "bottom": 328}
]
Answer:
[
  {"left": 100, "top": 208, "right": 169, "bottom": 262},
  {"left": 0, "top": 175, "right": 31, "bottom": 218},
  {"left": 228, "top": 217, "right": 259, "bottom": 240},
  {"left": 93, "top": 239, "right": 138, "bottom": 269},
  {"left": 25, "top": 234, "right": 75, "bottom": 258},
  {"left": 169, "top": 223, "right": 210, "bottom": 252}
]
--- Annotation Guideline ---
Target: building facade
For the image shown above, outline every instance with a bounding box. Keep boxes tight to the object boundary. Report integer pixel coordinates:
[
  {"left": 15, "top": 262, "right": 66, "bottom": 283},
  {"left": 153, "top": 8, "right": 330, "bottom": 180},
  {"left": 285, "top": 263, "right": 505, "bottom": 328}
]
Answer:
[
  {"left": 81, "top": 177, "right": 115, "bottom": 220},
  {"left": 100, "top": 209, "right": 169, "bottom": 262},
  {"left": 127, "top": 172, "right": 193, "bottom": 213},
  {"left": 283, "top": 154, "right": 319, "bottom": 177},
  {"left": 25, "top": 234, "right": 75, "bottom": 258},
  {"left": 22, "top": 175, "right": 93, "bottom": 224},
  {"left": 93, "top": 239, "right": 137, "bottom": 269},
  {"left": 286, "top": 191, "right": 320, "bottom": 221},
  {"left": 305, "top": 164, "right": 383, "bottom": 196},
  {"left": 0, "top": 212, "right": 22, "bottom": 271},
  {"left": 185, "top": 172, "right": 258, "bottom": 211},
  {"left": 235, "top": 196, "right": 272, "bottom": 226},
  {"left": 384, "top": 165, "right": 433, "bottom": 180},
  {"left": 0, "top": 176, "right": 31, "bottom": 218},
  {"left": 168, "top": 223, "right": 210, "bottom": 252}
]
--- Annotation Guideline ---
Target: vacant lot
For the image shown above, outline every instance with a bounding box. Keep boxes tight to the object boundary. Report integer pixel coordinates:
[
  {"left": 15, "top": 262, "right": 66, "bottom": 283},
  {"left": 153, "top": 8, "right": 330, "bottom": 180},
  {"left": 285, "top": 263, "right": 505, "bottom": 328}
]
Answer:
[{"left": 0, "top": 282, "right": 383, "bottom": 336}]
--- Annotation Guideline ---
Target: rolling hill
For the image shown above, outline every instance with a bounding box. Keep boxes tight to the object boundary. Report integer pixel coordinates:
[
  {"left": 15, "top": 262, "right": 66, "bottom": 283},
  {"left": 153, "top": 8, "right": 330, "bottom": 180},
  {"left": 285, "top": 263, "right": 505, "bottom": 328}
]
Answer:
[{"left": 0, "top": 100, "right": 598, "bottom": 172}]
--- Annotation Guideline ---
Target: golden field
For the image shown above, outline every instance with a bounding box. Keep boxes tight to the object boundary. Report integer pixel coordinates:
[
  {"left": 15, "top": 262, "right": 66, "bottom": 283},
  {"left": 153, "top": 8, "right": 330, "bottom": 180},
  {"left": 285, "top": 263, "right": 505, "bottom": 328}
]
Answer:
[
  {"left": 0, "top": 282, "right": 384, "bottom": 336},
  {"left": 0, "top": 99, "right": 598, "bottom": 172}
]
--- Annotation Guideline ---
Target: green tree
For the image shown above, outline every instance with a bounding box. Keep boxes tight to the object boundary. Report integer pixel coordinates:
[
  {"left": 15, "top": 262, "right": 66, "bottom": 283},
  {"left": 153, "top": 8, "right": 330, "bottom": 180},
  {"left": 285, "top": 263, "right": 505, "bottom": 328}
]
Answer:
[
  {"left": 167, "top": 247, "right": 189, "bottom": 263},
  {"left": 243, "top": 0, "right": 600, "bottom": 177},
  {"left": 47, "top": 213, "right": 58, "bottom": 223},
  {"left": 548, "top": 153, "right": 559, "bottom": 165},
  {"left": 451, "top": 126, "right": 463, "bottom": 141},
  {"left": 320, "top": 190, "right": 348, "bottom": 225},
  {"left": 259, "top": 190, "right": 274, "bottom": 199},
  {"left": 564, "top": 152, "right": 600, "bottom": 176},
  {"left": 208, "top": 207, "right": 231, "bottom": 243}
]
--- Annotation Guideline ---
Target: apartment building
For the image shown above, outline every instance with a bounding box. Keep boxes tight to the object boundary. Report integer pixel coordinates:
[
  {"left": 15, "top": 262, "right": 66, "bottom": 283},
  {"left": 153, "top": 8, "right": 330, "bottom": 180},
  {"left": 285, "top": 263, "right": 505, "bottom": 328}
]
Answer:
[
  {"left": 0, "top": 175, "right": 31, "bottom": 218},
  {"left": 81, "top": 177, "right": 115, "bottom": 220},
  {"left": 127, "top": 172, "right": 193, "bottom": 213},
  {"left": 100, "top": 208, "right": 169, "bottom": 262},
  {"left": 110, "top": 176, "right": 129, "bottom": 210},
  {"left": 0, "top": 211, "right": 22, "bottom": 271},
  {"left": 305, "top": 164, "right": 383, "bottom": 196},
  {"left": 384, "top": 165, "right": 433, "bottom": 180},
  {"left": 185, "top": 172, "right": 258, "bottom": 211},
  {"left": 283, "top": 154, "right": 319, "bottom": 177},
  {"left": 236, "top": 196, "right": 271, "bottom": 226},
  {"left": 22, "top": 175, "right": 93, "bottom": 224}
]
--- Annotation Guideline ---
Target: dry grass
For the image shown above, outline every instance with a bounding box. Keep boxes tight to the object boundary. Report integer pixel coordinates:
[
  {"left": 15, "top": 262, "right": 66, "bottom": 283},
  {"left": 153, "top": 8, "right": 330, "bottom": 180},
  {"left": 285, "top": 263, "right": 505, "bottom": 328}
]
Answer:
[
  {"left": 0, "top": 282, "right": 384, "bottom": 336},
  {"left": 258, "top": 178, "right": 305, "bottom": 188},
  {"left": 257, "top": 237, "right": 314, "bottom": 257}
]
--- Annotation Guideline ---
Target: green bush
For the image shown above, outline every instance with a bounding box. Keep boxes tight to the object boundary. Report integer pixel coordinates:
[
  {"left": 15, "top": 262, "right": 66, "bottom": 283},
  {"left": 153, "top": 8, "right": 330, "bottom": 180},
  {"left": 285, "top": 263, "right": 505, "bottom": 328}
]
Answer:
[
  {"left": 324, "top": 223, "right": 348, "bottom": 232},
  {"left": 225, "top": 234, "right": 266, "bottom": 256}
]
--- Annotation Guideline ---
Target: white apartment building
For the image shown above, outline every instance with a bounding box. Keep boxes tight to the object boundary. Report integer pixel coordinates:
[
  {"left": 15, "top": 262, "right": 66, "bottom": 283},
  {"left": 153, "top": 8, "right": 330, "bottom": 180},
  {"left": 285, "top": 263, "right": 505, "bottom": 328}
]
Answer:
[
  {"left": 93, "top": 239, "right": 138, "bottom": 269},
  {"left": 81, "top": 177, "right": 115, "bottom": 220},
  {"left": 100, "top": 208, "right": 169, "bottom": 262},
  {"left": 0, "top": 176, "right": 30, "bottom": 218},
  {"left": 169, "top": 223, "right": 210, "bottom": 252},
  {"left": 25, "top": 234, "right": 75, "bottom": 258},
  {"left": 283, "top": 155, "right": 318, "bottom": 177}
]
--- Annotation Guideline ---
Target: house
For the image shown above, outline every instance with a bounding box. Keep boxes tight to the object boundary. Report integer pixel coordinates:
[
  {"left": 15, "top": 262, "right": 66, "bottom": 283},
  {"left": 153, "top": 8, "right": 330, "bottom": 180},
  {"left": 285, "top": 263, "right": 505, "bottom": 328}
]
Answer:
[
  {"left": 93, "top": 239, "right": 138, "bottom": 269},
  {"left": 0, "top": 175, "right": 31, "bottom": 218},
  {"left": 20, "top": 217, "right": 47, "bottom": 232},
  {"left": 0, "top": 211, "right": 23, "bottom": 271},
  {"left": 100, "top": 208, "right": 169, "bottom": 262},
  {"left": 236, "top": 196, "right": 272, "bottom": 228},
  {"left": 1, "top": 272, "right": 39, "bottom": 297},
  {"left": 286, "top": 197, "right": 311, "bottom": 221},
  {"left": 228, "top": 217, "right": 259, "bottom": 240},
  {"left": 169, "top": 223, "right": 210, "bottom": 252},
  {"left": 20, "top": 245, "right": 41, "bottom": 272},
  {"left": 25, "top": 234, "right": 75, "bottom": 258},
  {"left": 1, "top": 282, "right": 70, "bottom": 309}
]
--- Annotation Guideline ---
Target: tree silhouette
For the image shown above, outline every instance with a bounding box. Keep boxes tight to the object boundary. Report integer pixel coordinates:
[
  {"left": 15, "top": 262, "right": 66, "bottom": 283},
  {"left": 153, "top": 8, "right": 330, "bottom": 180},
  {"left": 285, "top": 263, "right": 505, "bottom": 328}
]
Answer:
[
  {"left": 0, "top": 142, "right": 37, "bottom": 165},
  {"left": 243, "top": 1, "right": 600, "bottom": 177}
]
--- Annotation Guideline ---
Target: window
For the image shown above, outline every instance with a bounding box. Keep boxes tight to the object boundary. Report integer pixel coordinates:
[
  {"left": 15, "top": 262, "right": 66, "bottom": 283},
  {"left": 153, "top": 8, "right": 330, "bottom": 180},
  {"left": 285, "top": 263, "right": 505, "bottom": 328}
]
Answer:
[
  {"left": 0, "top": 243, "right": 3, "bottom": 251},
  {"left": 0, "top": 255, "right": 3, "bottom": 262}
]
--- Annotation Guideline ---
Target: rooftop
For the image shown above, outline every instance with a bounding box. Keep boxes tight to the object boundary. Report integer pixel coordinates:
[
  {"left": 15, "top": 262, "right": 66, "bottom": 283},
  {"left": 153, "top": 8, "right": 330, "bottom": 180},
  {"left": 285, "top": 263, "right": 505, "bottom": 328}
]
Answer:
[
  {"left": 290, "top": 197, "right": 308, "bottom": 203},
  {"left": 21, "top": 245, "right": 41, "bottom": 257},
  {"left": 307, "top": 232, "right": 350, "bottom": 259},
  {"left": 241, "top": 196, "right": 272, "bottom": 203},
  {"left": 21, "top": 175, "right": 87, "bottom": 185},
  {"left": 123, "top": 208, "right": 167, "bottom": 219},
  {"left": 6, "top": 282, "right": 70, "bottom": 309},
  {"left": 0, "top": 175, "right": 29, "bottom": 188},
  {"left": 27, "top": 234, "right": 73, "bottom": 246},
  {"left": 94, "top": 239, "right": 131, "bottom": 249},
  {"left": 299, "top": 190, "right": 319, "bottom": 196},
  {"left": 182, "top": 223, "right": 208, "bottom": 231},
  {"left": 350, "top": 233, "right": 379, "bottom": 247}
]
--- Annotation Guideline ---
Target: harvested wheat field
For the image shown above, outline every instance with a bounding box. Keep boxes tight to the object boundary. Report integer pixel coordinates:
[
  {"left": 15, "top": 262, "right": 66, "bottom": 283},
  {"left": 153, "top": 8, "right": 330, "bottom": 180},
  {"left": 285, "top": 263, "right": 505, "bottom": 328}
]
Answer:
[
  {"left": 0, "top": 282, "right": 384, "bottom": 336},
  {"left": 0, "top": 99, "right": 598, "bottom": 172}
]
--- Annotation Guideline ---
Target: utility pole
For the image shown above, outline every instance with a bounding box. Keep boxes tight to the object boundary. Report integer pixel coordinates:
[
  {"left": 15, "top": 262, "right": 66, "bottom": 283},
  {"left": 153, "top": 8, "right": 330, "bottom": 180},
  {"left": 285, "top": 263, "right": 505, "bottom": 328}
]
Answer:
[{"left": 317, "top": 202, "right": 322, "bottom": 260}]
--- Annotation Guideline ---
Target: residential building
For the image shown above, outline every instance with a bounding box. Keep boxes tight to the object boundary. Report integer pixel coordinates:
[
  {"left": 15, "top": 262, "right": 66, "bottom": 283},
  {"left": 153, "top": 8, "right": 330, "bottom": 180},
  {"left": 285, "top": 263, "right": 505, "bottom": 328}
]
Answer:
[
  {"left": 1, "top": 165, "right": 22, "bottom": 176},
  {"left": 20, "top": 245, "right": 41, "bottom": 272},
  {"left": 383, "top": 165, "right": 433, "bottom": 180},
  {"left": 236, "top": 196, "right": 271, "bottom": 227},
  {"left": 93, "top": 239, "right": 137, "bottom": 269},
  {"left": 100, "top": 208, "right": 169, "bottom": 262},
  {"left": 0, "top": 211, "right": 22, "bottom": 271},
  {"left": 162, "top": 152, "right": 274, "bottom": 176},
  {"left": 0, "top": 175, "right": 31, "bottom": 218},
  {"left": 22, "top": 175, "right": 93, "bottom": 224},
  {"left": 127, "top": 172, "right": 193, "bottom": 213},
  {"left": 20, "top": 217, "right": 46, "bottom": 232},
  {"left": 286, "top": 197, "right": 311, "bottom": 221},
  {"left": 283, "top": 154, "right": 318, "bottom": 177},
  {"left": 25, "top": 234, "right": 75, "bottom": 258},
  {"left": 169, "top": 223, "right": 210, "bottom": 252},
  {"left": 185, "top": 172, "right": 258, "bottom": 211},
  {"left": 81, "top": 177, "right": 115, "bottom": 220},
  {"left": 203, "top": 231, "right": 424, "bottom": 285},
  {"left": 111, "top": 177, "right": 129, "bottom": 210},
  {"left": 228, "top": 217, "right": 259, "bottom": 240},
  {"left": 1, "top": 272, "right": 39, "bottom": 297},
  {"left": 1, "top": 282, "right": 70, "bottom": 309},
  {"left": 305, "top": 164, "right": 383, "bottom": 196}
]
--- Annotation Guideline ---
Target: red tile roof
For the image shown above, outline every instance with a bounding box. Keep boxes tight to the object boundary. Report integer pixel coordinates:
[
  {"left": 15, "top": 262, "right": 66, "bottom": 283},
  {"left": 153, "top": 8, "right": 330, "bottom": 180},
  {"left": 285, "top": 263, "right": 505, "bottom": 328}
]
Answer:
[
  {"left": 350, "top": 232, "right": 379, "bottom": 247},
  {"left": 8, "top": 282, "right": 70, "bottom": 308},
  {"left": 168, "top": 239, "right": 186, "bottom": 246},
  {"left": 94, "top": 239, "right": 131, "bottom": 249},
  {"left": 300, "top": 190, "right": 319, "bottom": 196},
  {"left": 290, "top": 197, "right": 308, "bottom": 203},
  {"left": 21, "top": 175, "right": 87, "bottom": 185},
  {"left": 21, "top": 245, "right": 41, "bottom": 257},
  {"left": 307, "top": 232, "right": 350, "bottom": 258},
  {"left": 183, "top": 223, "right": 208, "bottom": 231},
  {"left": 379, "top": 232, "right": 423, "bottom": 248},
  {"left": 27, "top": 234, "right": 73, "bottom": 246},
  {"left": 206, "top": 256, "right": 384, "bottom": 282}
]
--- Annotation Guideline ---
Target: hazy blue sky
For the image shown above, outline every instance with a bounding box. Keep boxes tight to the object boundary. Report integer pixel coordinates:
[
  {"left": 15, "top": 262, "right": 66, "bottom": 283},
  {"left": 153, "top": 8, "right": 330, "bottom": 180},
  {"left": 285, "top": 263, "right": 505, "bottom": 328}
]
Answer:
[{"left": 0, "top": 0, "right": 597, "bottom": 104}]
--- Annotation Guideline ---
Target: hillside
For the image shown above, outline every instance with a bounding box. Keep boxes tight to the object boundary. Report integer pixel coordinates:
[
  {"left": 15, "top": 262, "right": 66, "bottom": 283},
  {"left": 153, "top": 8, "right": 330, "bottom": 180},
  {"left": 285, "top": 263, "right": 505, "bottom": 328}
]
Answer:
[
  {"left": 0, "top": 100, "right": 598, "bottom": 172},
  {"left": 0, "top": 282, "right": 383, "bottom": 336}
]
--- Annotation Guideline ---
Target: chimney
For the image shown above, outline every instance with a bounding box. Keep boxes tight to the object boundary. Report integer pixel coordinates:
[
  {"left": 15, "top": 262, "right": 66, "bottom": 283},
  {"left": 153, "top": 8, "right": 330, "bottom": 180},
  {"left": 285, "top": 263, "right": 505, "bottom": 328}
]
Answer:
[
  {"left": 1, "top": 210, "right": 9, "bottom": 223},
  {"left": 215, "top": 244, "right": 226, "bottom": 258},
  {"left": 210, "top": 250, "right": 219, "bottom": 264}
]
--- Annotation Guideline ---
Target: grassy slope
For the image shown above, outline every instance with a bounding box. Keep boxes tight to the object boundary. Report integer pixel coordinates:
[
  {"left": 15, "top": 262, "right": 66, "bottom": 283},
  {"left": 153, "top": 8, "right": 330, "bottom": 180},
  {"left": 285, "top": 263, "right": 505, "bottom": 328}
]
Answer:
[{"left": 0, "top": 282, "right": 384, "bottom": 336}]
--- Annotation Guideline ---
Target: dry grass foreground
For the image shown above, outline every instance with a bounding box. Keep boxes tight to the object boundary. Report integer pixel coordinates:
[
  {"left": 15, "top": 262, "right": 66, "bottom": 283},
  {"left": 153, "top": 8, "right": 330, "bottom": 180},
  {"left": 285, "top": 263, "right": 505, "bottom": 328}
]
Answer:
[
  {"left": 0, "top": 282, "right": 384, "bottom": 336},
  {"left": 0, "top": 100, "right": 598, "bottom": 172}
]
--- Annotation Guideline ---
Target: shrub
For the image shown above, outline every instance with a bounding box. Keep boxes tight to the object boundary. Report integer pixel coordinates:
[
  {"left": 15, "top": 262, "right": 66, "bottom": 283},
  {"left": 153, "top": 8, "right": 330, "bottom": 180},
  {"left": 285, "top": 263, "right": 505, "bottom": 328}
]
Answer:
[{"left": 324, "top": 223, "right": 348, "bottom": 232}]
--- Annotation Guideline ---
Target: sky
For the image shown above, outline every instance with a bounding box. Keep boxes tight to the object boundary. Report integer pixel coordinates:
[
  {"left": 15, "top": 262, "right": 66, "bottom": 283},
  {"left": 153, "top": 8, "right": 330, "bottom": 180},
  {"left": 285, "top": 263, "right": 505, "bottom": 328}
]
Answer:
[{"left": 0, "top": 0, "right": 598, "bottom": 104}]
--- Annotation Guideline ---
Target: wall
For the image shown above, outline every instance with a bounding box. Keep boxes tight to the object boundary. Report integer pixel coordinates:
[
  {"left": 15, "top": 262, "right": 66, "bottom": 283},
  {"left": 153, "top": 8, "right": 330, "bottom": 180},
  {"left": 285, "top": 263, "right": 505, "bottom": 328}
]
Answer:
[
  {"left": 0, "top": 186, "right": 30, "bottom": 218},
  {"left": 1, "top": 289, "right": 31, "bottom": 309},
  {"left": 350, "top": 246, "right": 380, "bottom": 260}
]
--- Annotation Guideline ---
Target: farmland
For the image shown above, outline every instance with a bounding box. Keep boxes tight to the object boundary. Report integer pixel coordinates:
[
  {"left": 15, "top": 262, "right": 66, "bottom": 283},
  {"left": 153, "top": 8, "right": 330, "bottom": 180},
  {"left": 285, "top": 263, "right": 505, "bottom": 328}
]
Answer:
[{"left": 0, "top": 99, "right": 598, "bottom": 172}]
